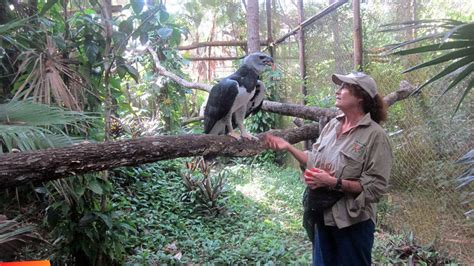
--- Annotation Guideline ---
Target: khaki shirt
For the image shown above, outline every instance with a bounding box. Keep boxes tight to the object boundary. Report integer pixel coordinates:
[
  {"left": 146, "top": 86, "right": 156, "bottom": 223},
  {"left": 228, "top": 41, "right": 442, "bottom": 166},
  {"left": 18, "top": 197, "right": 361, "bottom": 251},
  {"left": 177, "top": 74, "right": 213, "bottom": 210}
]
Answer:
[{"left": 305, "top": 113, "right": 393, "bottom": 228}]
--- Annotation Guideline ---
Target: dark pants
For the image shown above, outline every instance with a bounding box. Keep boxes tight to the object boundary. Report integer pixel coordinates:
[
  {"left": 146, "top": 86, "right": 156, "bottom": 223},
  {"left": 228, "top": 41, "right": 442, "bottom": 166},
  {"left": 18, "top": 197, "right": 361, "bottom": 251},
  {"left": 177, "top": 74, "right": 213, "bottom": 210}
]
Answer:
[{"left": 312, "top": 218, "right": 375, "bottom": 266}]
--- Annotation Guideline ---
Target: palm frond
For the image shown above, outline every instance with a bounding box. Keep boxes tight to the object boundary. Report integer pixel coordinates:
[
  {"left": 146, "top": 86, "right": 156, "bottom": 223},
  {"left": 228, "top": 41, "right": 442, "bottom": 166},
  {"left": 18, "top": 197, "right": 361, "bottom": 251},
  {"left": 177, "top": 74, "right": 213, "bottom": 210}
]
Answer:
[
  {"left": 0, "top": 99, "right": 90, "bottom": 126},
  {"left": 0, "top": 17, "right": 34, "bottom": 50},
  {"left": 392, "top": 41, "right": 474, "bottom": 56},
  {"left": 0, "top": 218, "right": 42, "bottom": 256},
  {"left": 414, "top": 56, "right": 474, "bottom": 92},
  {"left": 0, "top": 100, "right": 94, "bottom": 153},
  {"left": 441, "top": 62, "right": 474, "bottom": 96},
  {"left": 380, "top": 19, "right": 459, "bottom": 31},
  {"left": 403, "top": 47, "right": 474, "bottom": 74},
  {"left": 12, "top": 36, "right": 88, "bottom": 111},
  {"left": 453, "top": 74, "right": 473, "bottom": 114},
  {"left": 384, "top": 19, "right": 473, "bottom": 113}
]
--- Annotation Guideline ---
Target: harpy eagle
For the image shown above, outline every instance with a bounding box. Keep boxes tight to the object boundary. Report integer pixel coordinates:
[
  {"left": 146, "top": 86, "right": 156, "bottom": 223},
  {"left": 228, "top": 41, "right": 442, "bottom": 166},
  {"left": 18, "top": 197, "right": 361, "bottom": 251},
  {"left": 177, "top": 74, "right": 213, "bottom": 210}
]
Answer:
[{"left": 203, "top": 52, "right": 274, "bottom": 140}]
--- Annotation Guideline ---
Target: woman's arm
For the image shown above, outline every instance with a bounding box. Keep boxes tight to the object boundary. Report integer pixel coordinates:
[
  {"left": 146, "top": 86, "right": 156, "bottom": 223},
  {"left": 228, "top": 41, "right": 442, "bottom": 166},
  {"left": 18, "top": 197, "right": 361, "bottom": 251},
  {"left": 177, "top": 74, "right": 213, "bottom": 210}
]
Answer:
[
  {"left": 304, "top": 168, "right": 363, "bottom": 194},
  {"left": 263, "top": 134, "right": 308, "bottom": 165}
]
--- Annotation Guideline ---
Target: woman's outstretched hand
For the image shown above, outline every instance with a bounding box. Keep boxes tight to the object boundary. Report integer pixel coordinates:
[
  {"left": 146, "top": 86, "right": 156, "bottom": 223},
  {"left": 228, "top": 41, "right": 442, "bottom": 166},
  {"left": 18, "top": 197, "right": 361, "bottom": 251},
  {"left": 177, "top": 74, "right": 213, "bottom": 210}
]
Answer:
[{"left": 263, "top": 133, "right": 290, "bottom": 151}]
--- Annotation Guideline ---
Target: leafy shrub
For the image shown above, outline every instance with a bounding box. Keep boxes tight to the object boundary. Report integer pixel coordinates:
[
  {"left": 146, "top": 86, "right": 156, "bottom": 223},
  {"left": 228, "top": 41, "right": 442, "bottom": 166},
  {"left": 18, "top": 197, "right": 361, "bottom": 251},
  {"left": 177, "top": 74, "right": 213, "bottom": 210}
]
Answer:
[
  {"left": 44, "top": 173, "right": 135, "bottom": 265},
  {"left": 180, "top": 158, "right": 229, "bottom": 216},
  {"left": 373, "top": 230, "right": 456, "bottom": 264}
]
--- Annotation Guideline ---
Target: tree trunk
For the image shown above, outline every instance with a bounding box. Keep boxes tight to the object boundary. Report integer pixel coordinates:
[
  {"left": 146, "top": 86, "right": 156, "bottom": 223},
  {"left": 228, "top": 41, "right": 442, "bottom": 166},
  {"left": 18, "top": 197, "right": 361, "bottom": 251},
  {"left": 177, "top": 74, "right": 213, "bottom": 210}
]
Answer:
[
  {"left": 246, "top": 0, "right": 261, "bottom": 53},
  {"left": 353, "top": 0, "right": 363, "bottom": 70},
  {"left": 266, "top": 0, "right": 274, "bottom": 57}
]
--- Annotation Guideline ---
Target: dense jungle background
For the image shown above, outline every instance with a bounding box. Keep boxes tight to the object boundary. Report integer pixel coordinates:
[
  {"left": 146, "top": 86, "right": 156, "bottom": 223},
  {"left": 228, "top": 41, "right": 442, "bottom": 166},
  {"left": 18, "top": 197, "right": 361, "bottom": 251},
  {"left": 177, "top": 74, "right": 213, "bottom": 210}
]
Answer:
[{"left": 0, "top": 0, "right": 472, "bottom": 264}]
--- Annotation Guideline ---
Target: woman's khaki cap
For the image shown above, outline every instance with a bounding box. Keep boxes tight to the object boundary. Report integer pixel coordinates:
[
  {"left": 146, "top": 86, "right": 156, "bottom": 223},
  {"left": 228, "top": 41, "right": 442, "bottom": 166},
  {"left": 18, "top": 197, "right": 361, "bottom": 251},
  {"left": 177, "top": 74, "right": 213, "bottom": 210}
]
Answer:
[{"left": 331, "top": 72, "right": 378, "bottom": 98}]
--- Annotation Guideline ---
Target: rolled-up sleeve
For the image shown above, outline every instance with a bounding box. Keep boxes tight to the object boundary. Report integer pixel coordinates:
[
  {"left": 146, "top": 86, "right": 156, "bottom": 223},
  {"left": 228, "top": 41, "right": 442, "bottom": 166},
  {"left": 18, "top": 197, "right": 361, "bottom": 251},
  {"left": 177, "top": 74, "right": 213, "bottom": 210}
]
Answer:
[{"left": 351, "top": 133, "right": 393, "bottom": 210}]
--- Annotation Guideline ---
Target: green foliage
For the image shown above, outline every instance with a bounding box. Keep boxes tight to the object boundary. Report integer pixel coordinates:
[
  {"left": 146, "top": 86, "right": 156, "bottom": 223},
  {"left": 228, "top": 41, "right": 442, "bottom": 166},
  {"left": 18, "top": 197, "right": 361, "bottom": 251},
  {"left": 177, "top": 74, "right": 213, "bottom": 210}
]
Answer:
[
  {"left": 382, "top": 20, "right": 474, "bottom": 113},
  {"left": 373, "top": 230, "right": 456, "bottom": 264},
  {"left": 0, "top": 218, "right": 41, "bottom": 259},
  {"left": 181, "top": 159, "right": 229, "bottom": 216},
  {"left": 0, "top": 100, "right": 92, "bottom": 153},
  {"left": 44, "top": 173, "right": 135, "bottom": 265}
]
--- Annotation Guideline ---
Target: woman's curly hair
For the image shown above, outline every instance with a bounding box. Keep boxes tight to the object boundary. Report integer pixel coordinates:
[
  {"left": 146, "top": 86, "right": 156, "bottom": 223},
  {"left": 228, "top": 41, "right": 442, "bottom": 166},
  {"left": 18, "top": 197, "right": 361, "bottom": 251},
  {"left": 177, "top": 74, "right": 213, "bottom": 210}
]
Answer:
[{"left": 348, "top": 85, "right": 388, "bottom": 124}]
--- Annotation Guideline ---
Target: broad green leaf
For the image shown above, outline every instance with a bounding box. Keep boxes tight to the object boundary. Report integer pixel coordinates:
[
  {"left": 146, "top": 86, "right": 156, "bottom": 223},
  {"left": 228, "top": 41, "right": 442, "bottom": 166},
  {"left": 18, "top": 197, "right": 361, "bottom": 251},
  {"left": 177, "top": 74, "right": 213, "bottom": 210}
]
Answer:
[
  {"left": 88, "top": 180, "right": 103, "bottom": 195},
  {"left": 109, "top": 77, "right": 121, "bottom": 90},
  {"left": 85, "top": 42, "right": 99, "bottom": 64},
  {"left": 39, "top": 0, "right": 59, "bottom": 16},
  {"left": 95, "top": 212, "right": 113, "bottom": 229},
  {"left": 140, "top": 32, "right": 149, "bottom": 45},
  {"left": 117, "top": 65, "right": 127, "bottom": 79},
  {"left": 79, "top": 213, "right": 96, "bottom": 226},
  {"left": 119, "top": 20, "right": 134, "bottom": 35},
  {"left": 122, "top": 64, "right": 140, "bottom": 83},
  {"left": 131, "top": 0, "right": 145, "bottom": 14},
  {"left": 159, "top": 10, "right": 170, "bottom": 23}
]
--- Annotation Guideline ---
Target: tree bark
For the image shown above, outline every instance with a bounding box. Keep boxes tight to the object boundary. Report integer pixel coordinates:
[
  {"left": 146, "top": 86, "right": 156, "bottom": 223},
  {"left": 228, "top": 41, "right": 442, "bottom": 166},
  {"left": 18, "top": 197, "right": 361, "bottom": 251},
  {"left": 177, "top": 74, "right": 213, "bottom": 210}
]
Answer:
[
  {"left": 0, "top": 125, "right": 319, "bottom": 189},
  {"left": 178, "top": 40, "right": 267, "bottom": 50},
  {"left": 353, "top": 0, "right": 363, "bottom": 70},
  {"left": 266, "top": 0, "right": 274, "bottom": 57},
  {"left": 246, "top": 0, "right": 261, "bottom": 53}
]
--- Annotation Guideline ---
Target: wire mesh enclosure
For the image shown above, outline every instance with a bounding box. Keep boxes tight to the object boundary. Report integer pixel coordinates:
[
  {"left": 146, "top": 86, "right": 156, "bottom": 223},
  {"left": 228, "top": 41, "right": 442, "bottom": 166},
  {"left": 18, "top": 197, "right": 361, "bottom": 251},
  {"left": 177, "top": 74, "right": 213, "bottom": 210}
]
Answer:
[{"left": 270, "top": 0, "right": 473, "bottom": 263}]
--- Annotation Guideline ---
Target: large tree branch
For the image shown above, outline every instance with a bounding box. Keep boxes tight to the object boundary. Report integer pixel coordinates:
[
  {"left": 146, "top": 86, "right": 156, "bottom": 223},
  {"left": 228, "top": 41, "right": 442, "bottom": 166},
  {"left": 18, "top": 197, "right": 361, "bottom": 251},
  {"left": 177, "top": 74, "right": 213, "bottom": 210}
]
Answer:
[
  {"left": 262, "top": 80, "right": 416, "bottom": 120},
  {"left": 178, "top": 40, "right": 268, "bottom": 50},
  {"left": 180, "top": 80, "right": 416, "bottom": 124},
  {"left": 0, "top": 124, "right": 319, "bottom": 189}
]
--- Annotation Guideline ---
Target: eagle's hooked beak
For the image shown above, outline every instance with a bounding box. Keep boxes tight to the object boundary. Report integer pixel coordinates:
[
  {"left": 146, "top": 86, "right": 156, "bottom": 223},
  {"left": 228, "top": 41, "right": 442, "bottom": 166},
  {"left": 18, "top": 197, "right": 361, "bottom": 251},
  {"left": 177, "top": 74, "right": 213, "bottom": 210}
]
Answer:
[{"left": 263, "top": 57, "right": 275, "bottom": 70}]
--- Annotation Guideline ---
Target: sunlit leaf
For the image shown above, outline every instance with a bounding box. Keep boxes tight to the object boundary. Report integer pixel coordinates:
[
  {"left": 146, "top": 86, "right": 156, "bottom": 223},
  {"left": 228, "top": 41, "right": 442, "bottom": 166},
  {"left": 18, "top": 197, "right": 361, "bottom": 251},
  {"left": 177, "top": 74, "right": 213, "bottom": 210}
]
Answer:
[{"left": 131, "top": 0, "right": 145, "bottom": 14}]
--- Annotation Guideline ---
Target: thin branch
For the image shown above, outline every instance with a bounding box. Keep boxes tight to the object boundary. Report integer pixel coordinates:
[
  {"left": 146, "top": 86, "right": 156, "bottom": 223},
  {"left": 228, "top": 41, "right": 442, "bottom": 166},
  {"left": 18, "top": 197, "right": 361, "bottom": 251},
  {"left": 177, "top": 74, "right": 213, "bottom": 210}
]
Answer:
[
  {"left": 178, "top": 40, "right": 268, "bottom": 50},
  {"left": 147, "top": 47, "right": 211, "bottom": 92}
]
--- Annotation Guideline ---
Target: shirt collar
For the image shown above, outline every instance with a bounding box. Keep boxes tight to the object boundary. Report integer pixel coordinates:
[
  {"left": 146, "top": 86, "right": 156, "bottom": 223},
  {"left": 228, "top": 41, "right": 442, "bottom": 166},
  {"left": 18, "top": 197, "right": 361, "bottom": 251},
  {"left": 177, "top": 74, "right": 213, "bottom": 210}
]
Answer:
[{"left": 336, "top": 112, "right": 372, "bottom": 127}]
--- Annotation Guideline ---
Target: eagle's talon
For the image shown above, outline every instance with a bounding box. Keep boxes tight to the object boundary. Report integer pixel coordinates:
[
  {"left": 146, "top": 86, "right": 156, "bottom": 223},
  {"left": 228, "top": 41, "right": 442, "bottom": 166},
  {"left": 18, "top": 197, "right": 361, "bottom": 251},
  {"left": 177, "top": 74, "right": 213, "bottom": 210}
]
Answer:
[
  {"left": 228, "top": 132, "right": 241, "bottom": 140},
  {"left": 241, "top": 133, "right": 258, "bottom": 141}
]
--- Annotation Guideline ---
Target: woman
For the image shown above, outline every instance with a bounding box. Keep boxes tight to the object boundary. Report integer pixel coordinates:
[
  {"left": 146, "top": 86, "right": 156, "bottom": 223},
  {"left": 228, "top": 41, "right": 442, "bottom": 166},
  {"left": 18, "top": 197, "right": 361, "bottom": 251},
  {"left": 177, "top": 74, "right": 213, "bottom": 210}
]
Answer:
[{"left": 264, "top": 72, "right": 393, "bottom": 265}]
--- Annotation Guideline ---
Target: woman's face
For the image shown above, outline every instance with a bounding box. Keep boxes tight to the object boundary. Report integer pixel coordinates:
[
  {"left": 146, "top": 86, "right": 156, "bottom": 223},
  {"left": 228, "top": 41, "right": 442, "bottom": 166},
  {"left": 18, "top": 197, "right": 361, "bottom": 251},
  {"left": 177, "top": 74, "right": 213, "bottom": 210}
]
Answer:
[{"left": 335, "top": 83, "right": 362, "bottom": 111}]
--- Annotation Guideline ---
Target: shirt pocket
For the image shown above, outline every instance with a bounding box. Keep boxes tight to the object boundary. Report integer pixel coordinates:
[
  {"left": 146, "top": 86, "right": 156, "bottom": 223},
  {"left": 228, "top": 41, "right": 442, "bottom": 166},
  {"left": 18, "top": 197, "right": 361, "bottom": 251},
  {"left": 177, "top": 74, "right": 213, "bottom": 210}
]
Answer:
[
  {"left": 307, "top": 143, "right": 325, "bottom": 169},
  {"left": 336, "top": 150, "right": 364, "bottom": 180}
]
